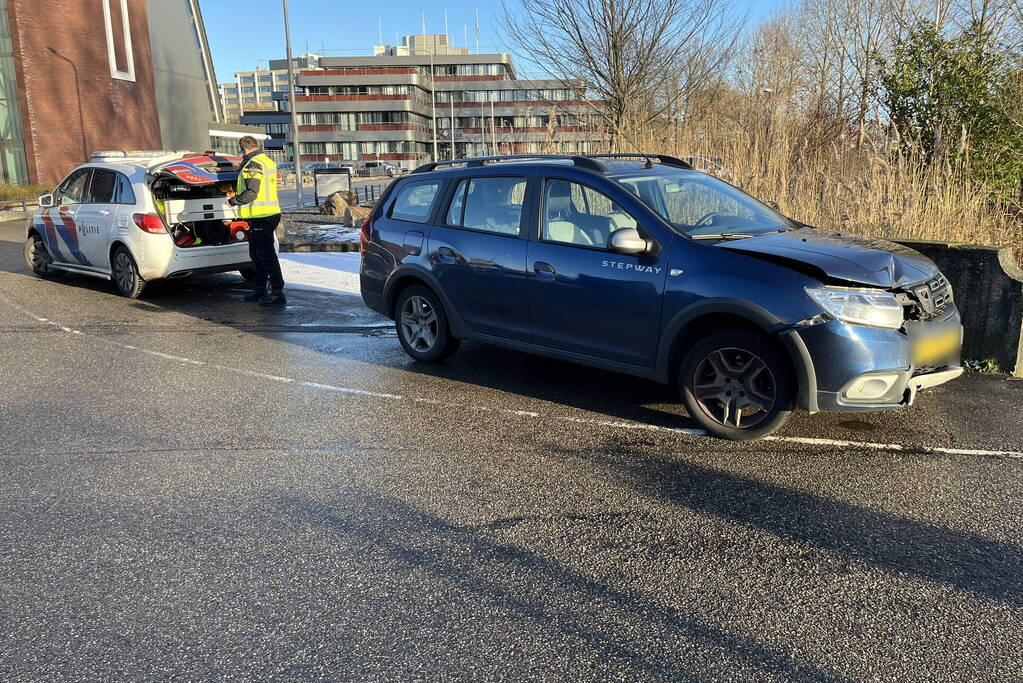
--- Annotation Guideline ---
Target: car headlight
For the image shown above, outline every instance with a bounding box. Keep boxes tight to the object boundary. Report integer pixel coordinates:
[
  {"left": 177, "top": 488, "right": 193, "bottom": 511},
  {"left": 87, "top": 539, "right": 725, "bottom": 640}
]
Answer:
[{"left": 805, "top": 286, "right": 904, "bottom": 329}]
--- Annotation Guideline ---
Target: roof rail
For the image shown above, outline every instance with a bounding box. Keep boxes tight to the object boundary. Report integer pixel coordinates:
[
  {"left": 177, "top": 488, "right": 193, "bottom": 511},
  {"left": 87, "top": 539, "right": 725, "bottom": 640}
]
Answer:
[
  {"left": 582, "top": 153, "right": 693, "bottom": 170},
  {"left": 91, "top": 150, "right": 192, "bottom": 160},
  {"left": 411, "top": 154, "right": 607, "bottom": 174}
]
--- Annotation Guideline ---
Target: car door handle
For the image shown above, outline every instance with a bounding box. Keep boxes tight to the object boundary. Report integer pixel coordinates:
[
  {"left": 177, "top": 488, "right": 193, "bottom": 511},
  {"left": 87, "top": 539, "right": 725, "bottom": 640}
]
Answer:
[
  {"left": 533, "top": 261, "right": 556, "bottom": 280},
  {"left": 437, "top": 246, "right": 460, "bottom": 264},
  {"left": 98, "top": 209, "right": 111, "bottom": 216}
]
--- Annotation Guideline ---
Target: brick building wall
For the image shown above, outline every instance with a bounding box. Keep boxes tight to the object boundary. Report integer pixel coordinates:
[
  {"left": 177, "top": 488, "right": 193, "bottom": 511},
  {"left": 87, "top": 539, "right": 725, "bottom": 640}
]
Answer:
[{"left": 8, "top": 0, "right": 163, "bottom": 185}]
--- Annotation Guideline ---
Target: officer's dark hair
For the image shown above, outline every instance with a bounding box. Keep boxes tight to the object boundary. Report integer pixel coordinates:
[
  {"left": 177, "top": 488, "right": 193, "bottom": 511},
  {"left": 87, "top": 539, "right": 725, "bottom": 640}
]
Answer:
[{"left": 239, "top": 136, "right": 260, "bottom": 151}]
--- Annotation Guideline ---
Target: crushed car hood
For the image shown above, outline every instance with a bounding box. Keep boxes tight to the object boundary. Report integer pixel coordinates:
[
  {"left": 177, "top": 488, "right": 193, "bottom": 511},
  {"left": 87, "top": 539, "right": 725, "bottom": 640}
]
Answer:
[{"left": 716, "top": 228, "right": 936, "bottom": 288}]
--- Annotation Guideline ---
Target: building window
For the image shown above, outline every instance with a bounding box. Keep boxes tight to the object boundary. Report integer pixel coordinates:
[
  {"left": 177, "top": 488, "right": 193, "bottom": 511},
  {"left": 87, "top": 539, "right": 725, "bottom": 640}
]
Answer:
[
  {"left": 102, "top": 0, "right": 135, "bottom": 82},
  {"left": 259, "top": 75, "right": 272, "bottom": 82},
  {"left": 0, "top": 0, "right": 27, "bottom": 183},
  {"left": 240, "top": 75, "right": 255, "bottom": 83}
]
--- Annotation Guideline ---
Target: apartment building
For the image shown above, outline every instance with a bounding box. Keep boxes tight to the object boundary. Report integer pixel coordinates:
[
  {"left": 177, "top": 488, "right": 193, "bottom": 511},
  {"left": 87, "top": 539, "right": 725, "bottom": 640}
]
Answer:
[
  {"left": 284, "top": 36, "right": 604, "bottom": 170},
  {"left": 219, "top": 55, "right": 319, "bottom": 123}
]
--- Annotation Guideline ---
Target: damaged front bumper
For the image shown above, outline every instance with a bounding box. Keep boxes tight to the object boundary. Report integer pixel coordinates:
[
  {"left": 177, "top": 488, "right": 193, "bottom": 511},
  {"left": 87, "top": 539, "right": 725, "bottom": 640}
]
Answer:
[{"left": 785, "top": 304, "right": 963, "bottom": 413}]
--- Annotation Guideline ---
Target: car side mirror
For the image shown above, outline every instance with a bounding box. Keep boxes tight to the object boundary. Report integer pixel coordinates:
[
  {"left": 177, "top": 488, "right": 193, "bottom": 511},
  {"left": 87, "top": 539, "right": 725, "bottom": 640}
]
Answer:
[
  {"left": 38, "top": 193, "right": 54, "bottom": 208},
  {"left": 610, "top": 228, "right": 650, "bottom": 255}
]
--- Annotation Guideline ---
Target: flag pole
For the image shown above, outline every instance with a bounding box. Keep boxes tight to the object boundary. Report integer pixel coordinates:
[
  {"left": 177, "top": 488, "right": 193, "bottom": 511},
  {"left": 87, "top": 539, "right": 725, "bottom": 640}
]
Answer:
[{"left": 283, "top": 0, "right": 302, "bottom": 206}]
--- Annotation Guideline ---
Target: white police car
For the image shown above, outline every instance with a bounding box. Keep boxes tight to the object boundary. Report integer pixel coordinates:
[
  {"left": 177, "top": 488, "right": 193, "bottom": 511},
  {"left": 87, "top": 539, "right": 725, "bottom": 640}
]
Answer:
[{"left": 24, "top": 150, "right": 267, "bottom": 298}]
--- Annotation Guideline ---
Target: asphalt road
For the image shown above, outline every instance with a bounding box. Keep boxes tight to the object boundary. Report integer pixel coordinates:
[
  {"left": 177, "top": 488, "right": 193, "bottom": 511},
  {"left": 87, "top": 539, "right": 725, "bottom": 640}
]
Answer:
[{"left": 1, "top": 218, "right": 1022, "bottom": 681}]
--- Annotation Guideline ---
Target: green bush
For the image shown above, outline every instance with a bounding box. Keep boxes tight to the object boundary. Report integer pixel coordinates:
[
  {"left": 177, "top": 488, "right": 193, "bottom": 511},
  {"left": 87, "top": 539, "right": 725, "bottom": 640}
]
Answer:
[{"left": 0, "top": 183, "right": 50, "bottom": 202}]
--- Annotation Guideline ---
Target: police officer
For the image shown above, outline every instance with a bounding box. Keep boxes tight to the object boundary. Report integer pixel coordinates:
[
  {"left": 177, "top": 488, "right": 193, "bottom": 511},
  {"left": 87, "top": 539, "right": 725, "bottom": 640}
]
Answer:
[{"left": 230, "top": 136, "right": 285, "bottom": 306}]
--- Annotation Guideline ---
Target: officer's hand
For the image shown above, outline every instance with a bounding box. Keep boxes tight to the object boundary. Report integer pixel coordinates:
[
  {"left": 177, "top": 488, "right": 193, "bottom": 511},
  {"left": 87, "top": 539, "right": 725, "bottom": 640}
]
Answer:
[{"left": 225, "top": 188, "right": 235, "bottom": 198}]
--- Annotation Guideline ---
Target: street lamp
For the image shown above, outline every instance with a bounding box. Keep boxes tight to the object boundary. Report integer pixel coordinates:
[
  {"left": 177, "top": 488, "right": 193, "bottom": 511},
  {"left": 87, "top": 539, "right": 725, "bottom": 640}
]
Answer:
[{"left": 283, "top": 0, "right": 303, "bottom": 206}]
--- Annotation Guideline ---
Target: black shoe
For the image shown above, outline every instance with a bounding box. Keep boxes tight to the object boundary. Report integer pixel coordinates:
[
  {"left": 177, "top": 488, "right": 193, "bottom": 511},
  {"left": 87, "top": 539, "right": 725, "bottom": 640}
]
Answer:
[
  {"left": 243, "top": 288, "right": 266, "bottom": 302},
  {"left": 259, "top": 289, "right": 287, "bottom": 307}
]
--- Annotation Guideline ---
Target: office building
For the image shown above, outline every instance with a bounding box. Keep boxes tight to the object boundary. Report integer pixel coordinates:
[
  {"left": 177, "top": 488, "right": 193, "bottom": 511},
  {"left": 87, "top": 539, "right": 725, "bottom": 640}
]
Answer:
[
  {"left": 373, "top": 34, "right": 469, "bottom": 57},
  {"left": 284, "top": 35, "right": 604, "bottom": 170}
]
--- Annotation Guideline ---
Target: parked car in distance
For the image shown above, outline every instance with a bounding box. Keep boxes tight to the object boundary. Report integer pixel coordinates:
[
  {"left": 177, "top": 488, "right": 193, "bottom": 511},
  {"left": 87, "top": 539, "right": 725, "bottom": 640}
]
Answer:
[
  {"left": 359, "top": 153, "right": 963, "bottom": 440},
  {"left": 303, "top": 161, "right": 355, "bottom": 179},
  {"left": 364, "top": 161, "right": 399, "bottom": 177},
  {"left": 25, "top": 150, "right": 263, "bottom": 299}
]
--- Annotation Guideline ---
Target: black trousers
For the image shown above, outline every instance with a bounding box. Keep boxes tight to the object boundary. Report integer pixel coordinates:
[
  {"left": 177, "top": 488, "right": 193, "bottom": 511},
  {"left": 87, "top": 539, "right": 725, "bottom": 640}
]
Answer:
[{"left": 247, "top": 214, "right": 284, "bottom": 290}]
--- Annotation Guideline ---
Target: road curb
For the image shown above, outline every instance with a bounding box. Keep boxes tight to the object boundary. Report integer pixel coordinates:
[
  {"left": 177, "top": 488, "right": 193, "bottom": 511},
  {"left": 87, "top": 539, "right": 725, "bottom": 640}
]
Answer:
[{"left": 279, "top": 241, "right": 359, "bottom": 253}]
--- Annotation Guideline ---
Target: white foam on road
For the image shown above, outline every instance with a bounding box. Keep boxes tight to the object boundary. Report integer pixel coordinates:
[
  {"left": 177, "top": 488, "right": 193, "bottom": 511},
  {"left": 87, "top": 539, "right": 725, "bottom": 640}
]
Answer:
[
  {"left": 3, "top": 294, "right": 1022, "bottom": 460},
  {"left": 279, "top": 252, "right": 362, "bottom": 296}
]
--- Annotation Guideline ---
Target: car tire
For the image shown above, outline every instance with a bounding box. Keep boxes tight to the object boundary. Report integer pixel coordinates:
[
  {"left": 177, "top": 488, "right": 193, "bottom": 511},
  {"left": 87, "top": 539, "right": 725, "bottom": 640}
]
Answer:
[
  {"left": 24, "top": 232, "right": 64, "bottom": 279},
  {"left": 679, "top": 331, "right": 794, "bottom": 440},
  {"left": 395, "top": 285, "right": 460, "bottom": 362},
  {"left": 111, "top": 245, "right": 146, "bottom": 299}
]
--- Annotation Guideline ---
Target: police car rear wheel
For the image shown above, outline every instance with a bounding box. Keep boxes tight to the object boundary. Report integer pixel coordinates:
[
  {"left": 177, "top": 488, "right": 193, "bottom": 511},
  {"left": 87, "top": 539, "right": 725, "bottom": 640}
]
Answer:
[
  {"left": 24, "top": 233, "right": 63, "bottom": 278},
  {"left": 112, "top": 246, "right": 146, "bottom": 299},
  {"left": 395, "top": 286, "right": 460, "bottom": 362}
]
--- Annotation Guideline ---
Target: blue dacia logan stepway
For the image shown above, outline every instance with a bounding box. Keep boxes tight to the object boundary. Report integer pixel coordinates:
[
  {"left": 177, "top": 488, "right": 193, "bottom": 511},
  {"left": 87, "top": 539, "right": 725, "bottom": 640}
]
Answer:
[{"left": 359, "top": 154, "right": 962, "bottom": 440}]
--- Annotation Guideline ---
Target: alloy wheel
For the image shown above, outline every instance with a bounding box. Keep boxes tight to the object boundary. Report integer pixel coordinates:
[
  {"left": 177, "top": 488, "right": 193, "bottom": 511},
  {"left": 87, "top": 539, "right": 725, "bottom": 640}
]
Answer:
[
  {"left": 692, "top": 347, "right": 777, "bottom": 429},
  {"left": 400, "top": 295, "right": 439, "bottom": 352}
]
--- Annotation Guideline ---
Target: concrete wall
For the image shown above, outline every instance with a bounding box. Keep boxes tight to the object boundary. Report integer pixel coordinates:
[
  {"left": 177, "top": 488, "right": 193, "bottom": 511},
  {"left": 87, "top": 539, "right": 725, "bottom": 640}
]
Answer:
[
  {"left": 145, "top": 0, "right": 217, "bottom": 152},
  {"left": 895, "top": 239, "right": 1023, "bottom": 376},
  {"left": 9, "top": 0, "right": 163, "bottom": 185}
]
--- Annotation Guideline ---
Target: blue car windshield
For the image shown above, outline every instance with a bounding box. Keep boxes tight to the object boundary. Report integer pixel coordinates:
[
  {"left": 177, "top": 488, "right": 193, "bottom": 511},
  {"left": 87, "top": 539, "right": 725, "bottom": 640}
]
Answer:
[{"left": 615, "top": 173, "right": 797, "bottom": 237}]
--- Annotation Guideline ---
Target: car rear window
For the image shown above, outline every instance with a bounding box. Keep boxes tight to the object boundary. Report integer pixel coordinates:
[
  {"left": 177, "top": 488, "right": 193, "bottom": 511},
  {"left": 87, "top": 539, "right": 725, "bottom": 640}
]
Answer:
[
  {"left": 445, "top": 176, "right": 526, "bottom": 236},
  {"left": 390, "top": 180, "right": 441, "bottom": 223},
  {"left": 114, "top": 173, "right": 136, "bottom": 204}
]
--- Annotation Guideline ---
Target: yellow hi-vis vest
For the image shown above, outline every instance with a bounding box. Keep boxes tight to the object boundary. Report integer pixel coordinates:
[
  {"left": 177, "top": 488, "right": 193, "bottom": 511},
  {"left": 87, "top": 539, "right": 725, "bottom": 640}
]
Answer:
[{"left": 236, "top": 153, "right": 280, "bottom": 219}]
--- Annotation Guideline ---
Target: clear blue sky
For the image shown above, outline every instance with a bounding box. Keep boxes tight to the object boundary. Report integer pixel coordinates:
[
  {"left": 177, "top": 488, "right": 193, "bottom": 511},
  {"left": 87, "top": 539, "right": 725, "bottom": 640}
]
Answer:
[{"left": 200, "top": 0, "right": 785, "bottom": 83}]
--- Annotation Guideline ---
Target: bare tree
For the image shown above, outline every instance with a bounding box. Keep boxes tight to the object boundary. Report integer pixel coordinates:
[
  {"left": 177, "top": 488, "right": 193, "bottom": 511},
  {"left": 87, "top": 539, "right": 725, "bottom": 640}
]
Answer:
[{"left": 500, "top": 0, "right": 744, "bottom": 150}]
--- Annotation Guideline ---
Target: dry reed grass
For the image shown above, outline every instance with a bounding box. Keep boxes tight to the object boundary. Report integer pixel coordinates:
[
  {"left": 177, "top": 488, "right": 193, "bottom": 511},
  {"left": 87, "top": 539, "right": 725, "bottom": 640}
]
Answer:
[{"left": 594, "top": 105, "right": 1023, "bottom": 257}]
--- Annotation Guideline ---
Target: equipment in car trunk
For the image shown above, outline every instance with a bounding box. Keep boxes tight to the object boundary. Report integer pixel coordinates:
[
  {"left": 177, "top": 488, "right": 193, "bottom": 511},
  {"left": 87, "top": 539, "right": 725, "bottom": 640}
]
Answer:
[{"left": 228, "top": 220, "right": 250, "bottom": 242}]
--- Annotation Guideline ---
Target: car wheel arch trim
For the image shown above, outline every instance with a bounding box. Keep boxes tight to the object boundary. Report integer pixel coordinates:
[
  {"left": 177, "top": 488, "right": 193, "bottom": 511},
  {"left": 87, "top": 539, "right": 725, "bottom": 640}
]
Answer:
[
  {"left": 384, "top": 264, "right": 470, "bottom": 338},
  {"left": 109, "top": 241, "right": 143, "bottom": 279},
  {"left": 655, "top": 298, "right": 817, "bottom": 412}
]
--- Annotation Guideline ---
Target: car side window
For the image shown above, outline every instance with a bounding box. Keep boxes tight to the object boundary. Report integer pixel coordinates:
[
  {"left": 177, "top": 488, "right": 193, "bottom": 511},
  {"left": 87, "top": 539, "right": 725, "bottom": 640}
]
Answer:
[
  {"left": 56, "top": 169, "right": 92, "bottom": 205},
  {"left": 542, "top": 179, "right": 638, "bottom": 249},
  {"left": 114, "top": 173, "right": 137, "bottom": 205},
  {"left": 445, "top": 176, "right": 525, "bottom": 236},
  {"left": 389, "top": 180, "right": 442, "bottom": 223},
  {"left": 88, "top": 169, "right": 117, "bottom": 204}
]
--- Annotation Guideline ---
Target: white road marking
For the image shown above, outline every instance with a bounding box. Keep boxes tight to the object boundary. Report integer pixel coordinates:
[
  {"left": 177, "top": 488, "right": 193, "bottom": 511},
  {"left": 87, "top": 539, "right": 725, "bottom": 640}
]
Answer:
[{"left": 3, "top": 295, "right": 1022, "bottom": 460}]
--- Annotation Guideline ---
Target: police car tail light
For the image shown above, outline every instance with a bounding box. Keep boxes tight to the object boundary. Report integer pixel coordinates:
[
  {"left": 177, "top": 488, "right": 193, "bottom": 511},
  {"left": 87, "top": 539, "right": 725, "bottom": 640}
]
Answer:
[
  {"left": 133, "top": 213, "right": 167, "bottom": 234},
  {"left": 360, "top": 215, "right": 372, "bottom": 257}
]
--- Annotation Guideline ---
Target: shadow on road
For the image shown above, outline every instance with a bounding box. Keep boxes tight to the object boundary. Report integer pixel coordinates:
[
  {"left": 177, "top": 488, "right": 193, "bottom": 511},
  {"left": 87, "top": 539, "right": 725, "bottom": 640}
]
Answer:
[
  {"left": 280, "top": 492, "right": 844, "bottom": 681},
  {"left": 567, "top": 446, "right": 1023, "bottom": 608}
]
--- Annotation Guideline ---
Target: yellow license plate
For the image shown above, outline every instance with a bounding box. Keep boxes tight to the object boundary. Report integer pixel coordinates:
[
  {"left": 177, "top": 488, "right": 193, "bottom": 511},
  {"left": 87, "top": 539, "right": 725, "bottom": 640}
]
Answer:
[{"left": 912, "top": 327, "right": 960, "bottom": 365}]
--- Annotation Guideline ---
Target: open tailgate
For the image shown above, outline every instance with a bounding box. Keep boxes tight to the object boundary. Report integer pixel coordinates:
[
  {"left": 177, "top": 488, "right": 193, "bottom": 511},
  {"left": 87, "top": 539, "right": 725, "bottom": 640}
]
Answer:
[{"left": 150, "top": 153, "right": 242, "bottom": 185}]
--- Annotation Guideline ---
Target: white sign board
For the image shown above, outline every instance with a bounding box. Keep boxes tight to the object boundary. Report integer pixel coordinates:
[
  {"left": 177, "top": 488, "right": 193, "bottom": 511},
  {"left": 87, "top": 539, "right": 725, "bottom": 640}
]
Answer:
[{"left": 314, "top": 170, "right": 353, "bottom": 204}]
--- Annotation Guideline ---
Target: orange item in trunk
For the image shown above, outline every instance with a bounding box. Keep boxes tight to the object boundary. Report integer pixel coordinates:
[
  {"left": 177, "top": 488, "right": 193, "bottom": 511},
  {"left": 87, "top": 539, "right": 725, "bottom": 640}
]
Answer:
[{"left": 228, "top": 220, "right": 250, "bottom": 242}]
